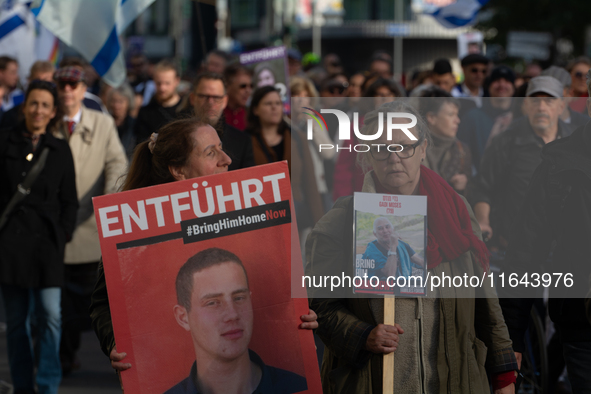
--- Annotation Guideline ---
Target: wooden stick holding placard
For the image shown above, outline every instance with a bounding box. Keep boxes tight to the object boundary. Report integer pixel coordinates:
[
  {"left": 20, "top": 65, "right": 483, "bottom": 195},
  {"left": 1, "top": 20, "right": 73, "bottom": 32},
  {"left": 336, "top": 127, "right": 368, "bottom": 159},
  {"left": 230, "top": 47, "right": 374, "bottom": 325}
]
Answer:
[{"left": 383, "top": 295, "right": 395, "bottom": 394}]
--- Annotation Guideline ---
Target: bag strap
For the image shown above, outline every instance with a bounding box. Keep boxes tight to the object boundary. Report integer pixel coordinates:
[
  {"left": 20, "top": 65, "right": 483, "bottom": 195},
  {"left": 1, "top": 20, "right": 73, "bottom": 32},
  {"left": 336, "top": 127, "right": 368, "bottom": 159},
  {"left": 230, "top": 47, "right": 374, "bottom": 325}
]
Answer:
[{"left": 0, "top": 146, "right": 50, "bottom": 231}]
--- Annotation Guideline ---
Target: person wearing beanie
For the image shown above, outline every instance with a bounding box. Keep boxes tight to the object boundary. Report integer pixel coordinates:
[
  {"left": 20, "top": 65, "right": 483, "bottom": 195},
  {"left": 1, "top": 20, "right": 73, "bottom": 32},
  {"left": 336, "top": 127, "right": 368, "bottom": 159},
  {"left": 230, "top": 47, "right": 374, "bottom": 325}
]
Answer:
[
  {"left": 432, "top": 58, "right": 455, "bottom": 93},
  {"left": 457, "top": 65, "right": 516, "bottom": 169},
  {"left": 451, "top": 53, "right": 489, "bottom": 107}
]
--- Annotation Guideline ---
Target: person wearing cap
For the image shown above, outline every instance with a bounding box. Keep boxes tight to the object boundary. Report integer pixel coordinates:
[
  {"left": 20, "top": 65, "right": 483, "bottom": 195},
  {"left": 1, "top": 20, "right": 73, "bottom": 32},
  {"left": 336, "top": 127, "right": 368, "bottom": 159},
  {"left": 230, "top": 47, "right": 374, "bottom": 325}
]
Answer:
[
  {"left": 432, "top": 58, "right": 456, "bottom": 93},
  {"left": 451, "top": 53, "right": 489, "bottom": 107},
  {"left": 499, "top": 67, "right": 591, "bottom": 394},
  {"left": 542, "top": 65, "right": 590, "bottom": 129},
  {"left": 468, "top": 75, "right": 575, "bottom": 253},
  {"left": 59, "top": 57, "right": 109, "bottom": 114},
  {"left": 458, "top": 65, "right": 516, "bottom": 169},
  {"left": 54, "top": 64, "right": 127, "bottom": 374}
]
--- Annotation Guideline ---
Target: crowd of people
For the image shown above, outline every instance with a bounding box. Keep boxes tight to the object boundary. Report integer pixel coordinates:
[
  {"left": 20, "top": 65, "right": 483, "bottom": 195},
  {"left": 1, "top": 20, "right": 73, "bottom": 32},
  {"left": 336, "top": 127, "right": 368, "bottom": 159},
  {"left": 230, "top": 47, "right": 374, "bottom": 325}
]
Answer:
[{"left": 0, "top": 45, "right": 590, "bottom": 394}]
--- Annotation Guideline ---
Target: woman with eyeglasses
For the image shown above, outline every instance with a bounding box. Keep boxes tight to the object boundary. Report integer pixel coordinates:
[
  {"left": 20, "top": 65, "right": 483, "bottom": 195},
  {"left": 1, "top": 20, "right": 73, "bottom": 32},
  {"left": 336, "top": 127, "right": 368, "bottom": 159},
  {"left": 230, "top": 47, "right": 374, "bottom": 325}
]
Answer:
[
  {"left": 307, "top": 101, "right": 518, "bottom": 393},
  {"left": 90, "top": 117, "right": 318, "bottom": 376},
  {"left": 0, "top": 80, "right": 78, "bottom": 394},
  {"left": 420, "top": 87, "right": 472, "bottom": 194}
]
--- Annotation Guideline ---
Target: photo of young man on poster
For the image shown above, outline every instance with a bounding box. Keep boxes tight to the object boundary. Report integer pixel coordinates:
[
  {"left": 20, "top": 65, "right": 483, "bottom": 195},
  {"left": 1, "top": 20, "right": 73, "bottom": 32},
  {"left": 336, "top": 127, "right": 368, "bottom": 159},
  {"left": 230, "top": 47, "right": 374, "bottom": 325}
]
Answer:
[{"left": 166, "top": 248, "right": 308, "bottom": 394}]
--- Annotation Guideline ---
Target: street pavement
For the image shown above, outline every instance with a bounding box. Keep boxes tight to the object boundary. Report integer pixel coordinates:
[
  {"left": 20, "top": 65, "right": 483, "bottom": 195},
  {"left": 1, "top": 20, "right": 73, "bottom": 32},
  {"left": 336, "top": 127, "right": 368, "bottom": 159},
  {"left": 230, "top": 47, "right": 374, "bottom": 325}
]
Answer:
[{"left": 0, "top": 293, "right": 121, "bottom": 394}]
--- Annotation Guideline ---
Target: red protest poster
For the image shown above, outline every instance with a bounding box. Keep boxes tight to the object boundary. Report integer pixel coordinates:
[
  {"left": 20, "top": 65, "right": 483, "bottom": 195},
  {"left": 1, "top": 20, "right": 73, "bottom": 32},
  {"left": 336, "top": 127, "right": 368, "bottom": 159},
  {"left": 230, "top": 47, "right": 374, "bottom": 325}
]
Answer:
[{"left": 93, "top": 162, "right": 320, "bottom": 393}]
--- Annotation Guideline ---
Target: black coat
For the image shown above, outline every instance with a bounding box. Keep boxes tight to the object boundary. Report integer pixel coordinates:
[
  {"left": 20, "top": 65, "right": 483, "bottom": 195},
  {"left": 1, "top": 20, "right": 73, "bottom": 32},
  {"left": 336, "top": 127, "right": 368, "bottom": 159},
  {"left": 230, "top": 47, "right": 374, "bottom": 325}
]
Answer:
[
  {"left": 500, "top": 120, "right": 591, "bottom": 350},
  {"left": 134, "top": 99, "right": 182, "bottom": 145},
  {"left": 0, "top": 125, "right": 78, "bottom": 288},
  {"left": 221, "top": 121, "right": 255, "bottom": 171},
  {"left": 467, "top": 116, "right": 575, "bottom": 247}
]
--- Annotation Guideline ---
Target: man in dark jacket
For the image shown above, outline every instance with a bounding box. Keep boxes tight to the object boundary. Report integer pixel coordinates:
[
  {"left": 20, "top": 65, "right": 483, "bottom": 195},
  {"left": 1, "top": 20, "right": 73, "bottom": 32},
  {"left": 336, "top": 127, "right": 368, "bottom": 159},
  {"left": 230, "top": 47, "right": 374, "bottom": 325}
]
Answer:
[
  {"left": 499, "top": 72, "right": 591, "bottom": 392},
  {"left": 189, "top": 72, "right": 254, "bottom": 171},
  {"left": 468, "top": 76, "right": 575, "bottom": 251},
  {"left": 134, "top": 59, "right": 182, "bottom": 144}
]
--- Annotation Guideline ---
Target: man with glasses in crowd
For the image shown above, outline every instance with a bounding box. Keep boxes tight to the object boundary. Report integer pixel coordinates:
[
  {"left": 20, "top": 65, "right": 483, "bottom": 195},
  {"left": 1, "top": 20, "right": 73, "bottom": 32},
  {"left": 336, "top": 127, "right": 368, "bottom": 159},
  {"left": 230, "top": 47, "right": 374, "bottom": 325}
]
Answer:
[
  {"left": 189, "top": 72, "right": 254, "bottom": 171},
  {"left": 452, "top": 53, "right": 489, "bottom": 108},
  {"left": 54, "top": 65, "right": 127, "bottom": 374},
  {"left": 223, "top": 64, "right": 253, "bottom": 131}
]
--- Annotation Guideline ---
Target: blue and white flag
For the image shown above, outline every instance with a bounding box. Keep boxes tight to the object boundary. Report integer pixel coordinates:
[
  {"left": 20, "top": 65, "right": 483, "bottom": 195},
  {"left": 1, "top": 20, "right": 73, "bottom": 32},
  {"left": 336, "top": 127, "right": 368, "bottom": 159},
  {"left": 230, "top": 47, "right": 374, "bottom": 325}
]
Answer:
[
  {"left": 0, "top": 0, "right": 36, "bottom": 86},
  {"left": 31, "top": 0, "right": 155, "bottom": 87},
  {"left": 430, "top": 0, "right": 489, "bottom": 29}
]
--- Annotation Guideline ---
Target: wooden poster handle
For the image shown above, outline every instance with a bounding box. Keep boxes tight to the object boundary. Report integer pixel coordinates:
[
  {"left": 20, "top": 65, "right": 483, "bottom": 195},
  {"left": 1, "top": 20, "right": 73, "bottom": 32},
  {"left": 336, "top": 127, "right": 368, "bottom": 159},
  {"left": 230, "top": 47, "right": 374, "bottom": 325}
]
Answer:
[{"left": 383, "top": 296, "right": 395, "bottom": 394}]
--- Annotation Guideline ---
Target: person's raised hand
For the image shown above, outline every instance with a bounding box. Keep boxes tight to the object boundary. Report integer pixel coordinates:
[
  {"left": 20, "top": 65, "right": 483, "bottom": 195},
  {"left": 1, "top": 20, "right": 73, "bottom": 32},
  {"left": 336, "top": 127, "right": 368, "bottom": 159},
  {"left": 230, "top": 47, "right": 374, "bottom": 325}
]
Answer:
[
  {"left": 365, "top": 323, "right": 404, "bottom": 354},
  {"left": 300, "top": 309, "right": 318, "bottom": 330}
]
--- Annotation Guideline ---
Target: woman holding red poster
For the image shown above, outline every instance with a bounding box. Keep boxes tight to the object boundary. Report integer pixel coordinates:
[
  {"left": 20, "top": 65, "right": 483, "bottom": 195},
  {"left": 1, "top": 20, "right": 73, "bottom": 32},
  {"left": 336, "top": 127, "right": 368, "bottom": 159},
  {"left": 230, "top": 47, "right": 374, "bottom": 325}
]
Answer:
[{"left": 90, "top": 118, "right": 318, "bottom": 389}]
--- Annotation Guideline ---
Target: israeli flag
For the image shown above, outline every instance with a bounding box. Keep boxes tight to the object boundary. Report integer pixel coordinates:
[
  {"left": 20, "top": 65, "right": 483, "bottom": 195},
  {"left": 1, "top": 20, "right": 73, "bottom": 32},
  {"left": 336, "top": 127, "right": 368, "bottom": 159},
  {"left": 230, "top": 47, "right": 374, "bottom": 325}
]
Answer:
[
  {"left": 31, "top": 0, "right": 155, "bottom": 87},
  {"left": 431, "top": 0, "right": 489, "bottom": 29},
  {"left": 0, "top": 0, "right": 36, "bottom": 86}
]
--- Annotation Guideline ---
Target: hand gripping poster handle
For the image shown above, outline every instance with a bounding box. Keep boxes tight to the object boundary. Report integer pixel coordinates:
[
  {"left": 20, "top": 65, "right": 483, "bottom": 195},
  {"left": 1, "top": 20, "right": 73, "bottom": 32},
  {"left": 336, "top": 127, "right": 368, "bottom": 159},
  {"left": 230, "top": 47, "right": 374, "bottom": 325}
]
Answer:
[{"left": 383, "top": 295, "right": 395, "bottom": 394}]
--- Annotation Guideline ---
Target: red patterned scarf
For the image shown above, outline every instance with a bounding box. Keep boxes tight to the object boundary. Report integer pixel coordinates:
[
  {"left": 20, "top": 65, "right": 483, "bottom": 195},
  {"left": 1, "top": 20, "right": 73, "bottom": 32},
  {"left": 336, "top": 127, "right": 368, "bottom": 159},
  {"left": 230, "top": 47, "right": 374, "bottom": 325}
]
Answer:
[{"left": 372, "top": 166, "right": 489, "bottom": 271}]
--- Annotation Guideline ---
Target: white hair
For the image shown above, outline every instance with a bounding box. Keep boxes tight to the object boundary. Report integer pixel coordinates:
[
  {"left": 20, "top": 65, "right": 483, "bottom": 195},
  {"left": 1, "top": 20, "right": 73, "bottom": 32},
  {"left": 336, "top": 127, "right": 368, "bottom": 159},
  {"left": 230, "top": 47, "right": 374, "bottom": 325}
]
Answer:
[{"left": 373, "top": 217, "right": 393, "bottom": 233}]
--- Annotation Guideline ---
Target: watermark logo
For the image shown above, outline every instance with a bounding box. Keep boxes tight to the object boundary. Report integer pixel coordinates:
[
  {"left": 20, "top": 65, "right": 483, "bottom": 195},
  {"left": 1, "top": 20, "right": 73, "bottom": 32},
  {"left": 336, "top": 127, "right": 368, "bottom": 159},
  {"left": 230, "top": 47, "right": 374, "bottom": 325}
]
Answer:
[{"left": 303, "top": 107, "right": 418, "bottom": 153}]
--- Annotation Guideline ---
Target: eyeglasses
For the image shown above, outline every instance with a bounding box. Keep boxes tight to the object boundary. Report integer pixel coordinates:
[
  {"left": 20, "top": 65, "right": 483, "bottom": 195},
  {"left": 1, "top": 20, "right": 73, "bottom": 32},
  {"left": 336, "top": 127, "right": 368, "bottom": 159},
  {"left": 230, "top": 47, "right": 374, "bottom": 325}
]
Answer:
[
  {"left": 369, "top": 140, "right": 423, "bottom": 161},
  {"left": 470, "top": 68, "right": 487, "bottom": 74},
  {"left": 574, "top": 71, "right": 586, "bottom": 79},
  {"left": 239, "top": 83, "right": 253, "bottom": 90},
  {"left": 195, "top": 93, "right": 225, "bottom": 103},
  {"left": 57, "top": 81, "right": 80, "bottom": 90}
]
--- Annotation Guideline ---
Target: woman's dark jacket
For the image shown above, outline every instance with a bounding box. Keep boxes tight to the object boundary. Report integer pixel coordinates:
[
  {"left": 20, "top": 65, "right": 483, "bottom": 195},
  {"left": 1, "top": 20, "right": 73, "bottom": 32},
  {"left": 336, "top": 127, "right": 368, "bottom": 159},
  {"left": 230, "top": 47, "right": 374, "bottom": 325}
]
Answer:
[{"left": 0, "top": 124, "right": 78, "bottom": 288}]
